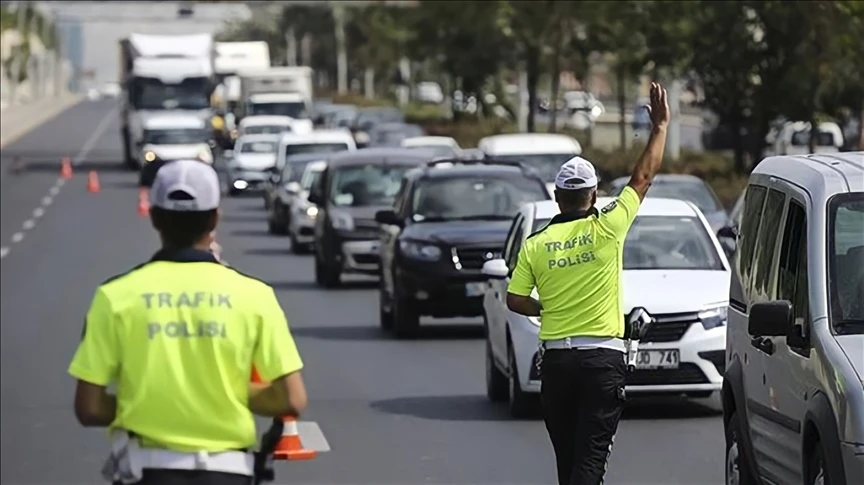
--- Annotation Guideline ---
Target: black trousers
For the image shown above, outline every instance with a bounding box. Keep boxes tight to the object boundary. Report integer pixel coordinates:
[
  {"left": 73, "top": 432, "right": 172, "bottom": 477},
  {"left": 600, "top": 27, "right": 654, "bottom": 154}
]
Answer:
[
  {"left": 114, "top": 469, "right": 253, "bottom": 485},
  {"left": 540, "top": 347, "right": 627, "bottom": 485}
]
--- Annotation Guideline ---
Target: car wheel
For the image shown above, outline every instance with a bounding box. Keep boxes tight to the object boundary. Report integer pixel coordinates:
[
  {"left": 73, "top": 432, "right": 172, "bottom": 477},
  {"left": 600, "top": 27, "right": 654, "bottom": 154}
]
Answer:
[
  {"left": 392, "top": 296, "right": 419, "bottom": 339},
  {"left": 808, "top": 442, "right": 828, "bottom": 485},
  {"left": 508, "top": 343, "right": 534, "bottom": 418},
  {"left": 314, "top": 251, "right": 340, "bottom": 288},
  {"left": 289, "top": 232, "right": 309, "bottom": 254},
  {"left": 485, "top": 336, "right": 508, "bottom": 402},
  {"left": 725, "top": 411, "right": 757, "bottom": 485},
  {"left": 378, "top": 279, "right": 394, "bottom": 331}
]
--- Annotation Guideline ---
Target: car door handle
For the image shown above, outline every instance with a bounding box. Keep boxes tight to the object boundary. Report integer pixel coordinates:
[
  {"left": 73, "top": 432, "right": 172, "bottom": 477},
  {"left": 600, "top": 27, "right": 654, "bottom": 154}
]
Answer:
[{"left": 750, "top": 337, "right": 775, "bottom": 356}]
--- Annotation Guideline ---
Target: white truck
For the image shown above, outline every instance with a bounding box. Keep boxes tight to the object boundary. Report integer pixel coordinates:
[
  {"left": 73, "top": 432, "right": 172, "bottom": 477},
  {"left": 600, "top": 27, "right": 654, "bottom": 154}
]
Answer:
[
  {"left": 118, "top": 33, "right": 215, "bottom": 169},
  {"left": 238, "top": 67, "right": 314, "bottom": 126},
  {"left": 213, "top": 41, "right": 271, "bottom": 125}
]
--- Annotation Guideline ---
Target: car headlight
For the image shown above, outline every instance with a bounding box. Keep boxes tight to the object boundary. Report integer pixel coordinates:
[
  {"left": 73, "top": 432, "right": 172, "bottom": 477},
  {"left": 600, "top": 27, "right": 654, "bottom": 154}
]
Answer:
[
  {"left": 591, "top": 105, "right": 602, "bottom": 118},
  {"left": 143, "top": 151, "right": 157, "bottom": 163},
  {"left": 306, "top": 206, "right": 318, "bottom": 218},
  {"left": 355, "top": 131, "right": 370, "bottom": 144},
  {"left": 330, "top": 210, "right": 354, "bottom": 231},
  {"left": 699, "top": 305, "right": 728, "bottom": 330},
  {"left": 399, "top": 240, "right": 441, "bottom": 261}
]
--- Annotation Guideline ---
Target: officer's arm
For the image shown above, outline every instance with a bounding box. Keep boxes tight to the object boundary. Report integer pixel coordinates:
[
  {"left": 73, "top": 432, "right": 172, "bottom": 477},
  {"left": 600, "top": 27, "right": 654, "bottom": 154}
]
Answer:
[
  {"left": 250, "top": 288, "right": 307, "bottom": 417},
  {"left": 506, "top": 241, "right": 541, "bottom": 317},
  {"left": 627, "top": 83, "right": 669, "bottom": 200},
  {"left": 69, "top": 288, "right": 119, "bottom": 427}
]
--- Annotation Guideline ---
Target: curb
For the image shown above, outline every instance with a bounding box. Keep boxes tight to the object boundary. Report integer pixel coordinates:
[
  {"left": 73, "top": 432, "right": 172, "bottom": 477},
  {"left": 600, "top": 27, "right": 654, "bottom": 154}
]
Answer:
[{"left": 0, "top": 94, "right": 86, "bottom": 149}]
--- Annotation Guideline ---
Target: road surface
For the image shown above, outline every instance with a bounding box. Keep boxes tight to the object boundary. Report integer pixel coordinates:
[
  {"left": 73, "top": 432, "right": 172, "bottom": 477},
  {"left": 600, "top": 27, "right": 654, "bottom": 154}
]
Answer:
[{"left": 0, "top": 98, "right": 725, "bottom": 485}]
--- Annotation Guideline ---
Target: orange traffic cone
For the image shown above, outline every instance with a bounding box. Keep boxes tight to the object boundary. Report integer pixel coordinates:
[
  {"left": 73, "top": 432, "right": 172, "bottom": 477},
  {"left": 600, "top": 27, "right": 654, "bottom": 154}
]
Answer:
[
  {"left": 273, "top": 416, "right": 317, "bottom": 461},
  {"left": 60, "top": 157, "right": 72, "bottom": 180},
  {"left": 137, "top": 188, "right": 150, "bottom": 217},
  {"left": 87, "top": 171, "right": 100, "bottom": 193}
]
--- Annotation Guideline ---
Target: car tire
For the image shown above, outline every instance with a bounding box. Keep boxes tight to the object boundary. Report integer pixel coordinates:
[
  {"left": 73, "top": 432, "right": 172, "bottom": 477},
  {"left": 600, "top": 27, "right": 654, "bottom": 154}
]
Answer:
[
  {"left": 314, "top": 251, "right": 340, "bottom": 288},
  {"left": 486, "top": 338, "right": 508, "bottom": 402},
  {"left": 807, "top": 441, "right": 831, "bottom": 485},
  {"left": 725, "top": 411, "right": 758, "bottom": 485},
  {"left": 392, "top": 296, "right": 419, "bottom": 339},
  {"left": 289, "top": 232, "right": 309, "bottom": 254},
  {"left": 508, "top": 343, "right": 535, "bottom": 418},
  {"left": 378, "top": 281, "right": 394, "bottom": 331}
]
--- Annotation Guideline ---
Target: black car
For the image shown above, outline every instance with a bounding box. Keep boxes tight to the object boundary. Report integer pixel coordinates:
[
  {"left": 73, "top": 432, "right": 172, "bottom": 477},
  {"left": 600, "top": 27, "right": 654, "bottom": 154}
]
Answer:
[
  {"left": 307, "top": 148, "right": 437, "bottom": 288},
  {"left": 375, "top": 160, "right": 552, "bottom": 337}
]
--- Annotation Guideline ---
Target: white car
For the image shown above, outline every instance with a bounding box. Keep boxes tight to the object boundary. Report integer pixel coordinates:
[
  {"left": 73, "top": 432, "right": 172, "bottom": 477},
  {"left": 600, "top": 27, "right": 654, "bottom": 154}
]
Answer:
[
  {"left": 400, "top": 136, "right": 462, "bottom": 158},
  {"left": 227, "top": 134, "right": 281, "bottom": 195},
  {"left": 139, "top": 114, "right": 213, "bottom": 167},
  {"left": 482, "top": 197, "right": 731, "bottom": 417},
  {"left": 275, "top": 130, "right": 357, "bottom": 171},
  {"left": 237, "top": 115, "right": 312, "bottom": 137},
  {"left": 286, "top": 160, "right": 326, "bottom": 253},
  {"left": 478, "top": 133, "right": 582, "bottom": 195}
]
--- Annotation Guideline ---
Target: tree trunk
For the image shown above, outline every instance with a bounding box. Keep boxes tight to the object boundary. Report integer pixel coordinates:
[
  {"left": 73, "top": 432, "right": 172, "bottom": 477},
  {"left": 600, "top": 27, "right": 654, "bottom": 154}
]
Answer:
[
  {"left": 730, "top": 118, "right": 745, "bottom": 172},
  {"left": 549, "top": 32, "right": 562, "bottom": 133},
  {"left": 617, "top": 67, "right": 627, "bottom": 150},
  {"left": 526, "top": 47, "right": 540, "bottom": 133}
]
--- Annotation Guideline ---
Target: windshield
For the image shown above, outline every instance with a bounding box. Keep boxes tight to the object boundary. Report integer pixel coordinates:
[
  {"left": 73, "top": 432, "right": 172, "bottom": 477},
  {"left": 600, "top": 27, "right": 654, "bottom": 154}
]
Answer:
[
  {"left": 408, "top": 145, "right": 458, "bottom": 158},
  {"left": 615, "top": 179, "right": 723, "bottom": 215},
  {"left": 249, "top": 101, "right": 309, "bottom": 119},
  {"left": 411, "top": 176, "right": 549, "bottom": 222},
  {"left": 791, "top": 130, "right": 835, "bottom": 147},
  {"left": 133, "top": 78, "right": 210, "bottom": 110},
  {"left": 623, "top": 216, "right": 724, "bottom": 270},
  {"left": 285, "top": 143, "right": 349, "bottom": 158},
  {"left": 239, "top": 141, "right": 277, "bottom": 154},
  {"left": 243, "top": 125, "right": 291, "bottom": 135},
  {"left": 329, "top": 164, "right": 412, "bottom": 207},
  {"left": 488, "top": 153, "right": 576, "bottom": 181},
  {"left": 828, "top": 193, "right": 864, "bottom": 333},
  {"left": 144, "top": 128, "right": 209, "bottom": 145},
  {"left": 301, "top": 168, "right": 323, "bottom": 191},
  {"left": 282, "top": 160, "right": 310, "bottom": 183}
]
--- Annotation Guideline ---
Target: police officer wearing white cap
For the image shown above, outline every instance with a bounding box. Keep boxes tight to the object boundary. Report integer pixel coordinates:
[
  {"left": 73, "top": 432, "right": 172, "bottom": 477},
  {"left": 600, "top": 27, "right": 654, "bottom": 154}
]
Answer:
[
  {"left": 506, "top": 83, "right": 670, "bottom": 485},
  {"left": 69, "top": 159, "right": 307, "bottom": 485}
]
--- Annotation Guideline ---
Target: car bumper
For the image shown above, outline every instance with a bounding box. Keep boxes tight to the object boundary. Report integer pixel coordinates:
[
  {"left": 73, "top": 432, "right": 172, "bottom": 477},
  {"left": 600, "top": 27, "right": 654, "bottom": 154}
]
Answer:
[
  {"left": 340, "top": 239, "right": 381, "bottom": 275},
  {"left": 510, "top": 317, "right": 726, "bottom": 395},
  {"left": 396, "top": 265, "right": 489, "bottom": 318},
  {"left": 841, "top": 442, "right": 864, "bottom": 483},
  {"left": 290, "top": 212, "right": 317, "bottom": 244},
  {"left": 230, "top": 170, "right": 270, "bottom": 192}
]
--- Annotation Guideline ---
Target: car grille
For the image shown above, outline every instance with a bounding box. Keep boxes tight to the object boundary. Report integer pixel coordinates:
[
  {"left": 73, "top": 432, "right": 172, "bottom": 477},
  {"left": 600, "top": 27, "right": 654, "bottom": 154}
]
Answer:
[
  {"left": 453, "top": 246, "right": 503, "bottom": 270},
  {"left": 353, "top": 253, "right": 380, "bottom": 265},
  {"left": 639, "top": 312, "right": 699, "bottom": 343},
  {"left": 627, "top": 363, "right": 709, "bottom": 386}
]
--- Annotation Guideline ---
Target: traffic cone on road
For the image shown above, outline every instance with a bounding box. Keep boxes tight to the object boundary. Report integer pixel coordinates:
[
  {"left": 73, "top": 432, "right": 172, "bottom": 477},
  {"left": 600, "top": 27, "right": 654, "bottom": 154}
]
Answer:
[
  {"left": 87, "top": 171, "right": 100, "bottom": 193},
  {"left": 249, "top": 367, "right": 317, "bottom": 461},
  {"left": 60, "top": 157, "right": 72, "bottom": 180},
  {"left": 137, "top": 188, "right": 150, "bottom": 217}
]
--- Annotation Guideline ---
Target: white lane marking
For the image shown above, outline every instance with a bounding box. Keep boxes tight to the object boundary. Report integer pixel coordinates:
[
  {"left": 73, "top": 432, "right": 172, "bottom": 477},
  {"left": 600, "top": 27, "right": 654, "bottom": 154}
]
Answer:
[
  {"left": 0, "top": 106, "right": 117, "bottom": 262},
  {"left": 297, "top": 421, "right": 331, "bottom": 452}
]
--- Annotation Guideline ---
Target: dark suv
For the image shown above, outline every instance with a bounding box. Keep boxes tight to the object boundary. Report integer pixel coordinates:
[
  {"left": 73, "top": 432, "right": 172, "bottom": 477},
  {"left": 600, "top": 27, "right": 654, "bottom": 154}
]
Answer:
[
  {"left": 307, "top": 148, "right": 437, "bottom": 287},
  {"left": 375, "top": 160, "right": 552, "bottom": 337}
]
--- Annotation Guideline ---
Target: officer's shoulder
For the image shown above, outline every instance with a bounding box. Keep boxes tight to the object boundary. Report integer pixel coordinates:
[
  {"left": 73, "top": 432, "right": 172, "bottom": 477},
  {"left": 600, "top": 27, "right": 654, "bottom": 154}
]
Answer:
[
  {"left": 221, "top": 265, "right": 275, "bottom": 292},
  {"left": 99, "top": 261, "right": 154, "bottom": 289},
  {"left": 526, "top": 226, "right": 548, "bottom": 241}
]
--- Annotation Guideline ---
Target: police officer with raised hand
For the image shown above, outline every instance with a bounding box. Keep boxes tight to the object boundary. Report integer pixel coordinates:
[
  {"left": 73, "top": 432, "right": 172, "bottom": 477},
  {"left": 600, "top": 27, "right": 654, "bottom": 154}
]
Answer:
[
  {"left": 69, "top": 159, "right": 307, "bottom": 485},
  {"left": 506, "top": 82, "right": 669, "bottom": 485}
]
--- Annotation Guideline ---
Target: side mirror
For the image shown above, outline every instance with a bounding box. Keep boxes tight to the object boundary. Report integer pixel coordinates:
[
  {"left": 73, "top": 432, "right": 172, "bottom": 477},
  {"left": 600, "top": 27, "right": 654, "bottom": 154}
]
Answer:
[
  {"left": 717, "top": 226, "right": 737, "bottom": 240},
  {"left": 284, "top": 181, "right": 301, "bottom": 194},
  {"left": 481, "top": 258, "right": 509, "bottom": 279},
  {"left": 374, "top": 209, "right": 402, "bottom": 227},
  {"left": 308, "top": 185, "right": 324, "bottom": 205},
  {"left": 748, "top": 301, "right": 792, "bottom": 337},
  {"left": 625, "top": 307, "right": 655, "bottom": 340}
]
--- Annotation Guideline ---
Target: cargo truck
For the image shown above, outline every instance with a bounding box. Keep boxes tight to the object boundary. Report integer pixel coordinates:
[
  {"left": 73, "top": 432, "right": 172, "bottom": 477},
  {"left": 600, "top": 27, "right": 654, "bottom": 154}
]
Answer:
[
  {"left": 212, "top": 41, "right": 271, "bottom": 147},
  {"left": 118, "top": 33, "right": 216, "bottom": 169},
  {"left": 238, "top": 67, "right": 314, "bottom": 125}
]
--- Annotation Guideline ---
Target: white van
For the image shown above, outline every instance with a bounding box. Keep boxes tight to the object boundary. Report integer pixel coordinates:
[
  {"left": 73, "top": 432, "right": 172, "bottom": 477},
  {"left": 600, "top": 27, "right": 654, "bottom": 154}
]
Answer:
[
  {"left": 723, "top": 152, "right": 864, "bottom": 485},
  {"left": 275, "top": 130, "right": 357, "bottom": 170},
  {"left": 139, "top": 114, "right": 212, "bottom": 167},
  {"left": 478, "top": 133, "right": 582, "bottom": 194}
]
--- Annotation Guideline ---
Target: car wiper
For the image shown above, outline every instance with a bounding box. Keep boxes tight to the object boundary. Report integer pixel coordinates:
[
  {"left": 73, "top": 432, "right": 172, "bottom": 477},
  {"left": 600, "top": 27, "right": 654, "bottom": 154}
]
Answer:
[{"left": 835, "top": 318, "right": 864, "bottom": 328}]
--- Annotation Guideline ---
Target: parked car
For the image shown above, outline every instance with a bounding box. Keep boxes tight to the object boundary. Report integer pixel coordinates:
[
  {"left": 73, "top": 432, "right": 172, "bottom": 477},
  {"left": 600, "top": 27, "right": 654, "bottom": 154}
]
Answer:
[
  {"left": 723, "top": 152, "right": 863, "bottom": 485},
  {"left": 483, "top": 197, "right": 731, "bottom": 417}
]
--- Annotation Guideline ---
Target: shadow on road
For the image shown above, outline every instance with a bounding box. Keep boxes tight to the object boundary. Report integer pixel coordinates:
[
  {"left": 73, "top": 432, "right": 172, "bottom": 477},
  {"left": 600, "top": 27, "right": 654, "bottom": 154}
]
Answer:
[
  {"left": 290, "top": 323, "right": 483, "bottom": 341},
  {"left": 101, "top": 180, "right": 141, "bottom": 190},
  {"left": 245, "top": 247, "right": 292, "bottom": 257},
  {"left": 622, "top": 396, "right": 721, "bottom": 419},
  {"left": 232, "top": 228, "right": 274, "bottom": 237},
  {"left": 370, "top": 395, "right": 513, "bottom": 422},
  {"left": 220, "top": 214, "right": 268, "bottom": 223}
]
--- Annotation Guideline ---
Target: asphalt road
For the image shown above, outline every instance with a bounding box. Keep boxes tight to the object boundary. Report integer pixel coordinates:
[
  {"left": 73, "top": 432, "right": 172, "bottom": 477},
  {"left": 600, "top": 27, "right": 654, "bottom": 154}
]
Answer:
[{"left": 0, "top": 99, "right": 725, "bottom": 485}]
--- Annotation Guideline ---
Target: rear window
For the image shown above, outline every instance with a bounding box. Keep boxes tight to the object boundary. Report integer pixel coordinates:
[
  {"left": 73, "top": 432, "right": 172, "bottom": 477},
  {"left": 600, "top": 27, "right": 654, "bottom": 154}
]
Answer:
[
  {"left": 410, "top": 175, "right": 549, "bottom": 222},
  {"left": 285, "top": 143, "right": 349, "bottom": 157}
]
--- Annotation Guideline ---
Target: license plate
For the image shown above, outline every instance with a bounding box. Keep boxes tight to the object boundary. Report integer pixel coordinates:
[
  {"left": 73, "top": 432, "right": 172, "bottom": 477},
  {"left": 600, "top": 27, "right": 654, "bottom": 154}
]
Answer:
[
  {"left": 635, "top": 349, "right": 680, "bottom": 369},
  {"left": 465, "top": 282, "right": 486, "bottom": 297}
]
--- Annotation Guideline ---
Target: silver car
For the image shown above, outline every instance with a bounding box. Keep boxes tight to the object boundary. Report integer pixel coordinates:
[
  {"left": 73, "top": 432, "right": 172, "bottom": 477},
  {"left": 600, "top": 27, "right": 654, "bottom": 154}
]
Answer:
[
  {"left": 723, "top": 152, "right": 863, "bottom": 485},
  {"left": 286, "top": 160, "right": 326, "bottom": 254}
]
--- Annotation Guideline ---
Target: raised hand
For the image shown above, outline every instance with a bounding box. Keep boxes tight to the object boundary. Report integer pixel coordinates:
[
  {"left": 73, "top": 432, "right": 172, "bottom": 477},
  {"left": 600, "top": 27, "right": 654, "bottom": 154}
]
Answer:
[{"left": 645, "top": 82, "right": 670, "bottom": 129}]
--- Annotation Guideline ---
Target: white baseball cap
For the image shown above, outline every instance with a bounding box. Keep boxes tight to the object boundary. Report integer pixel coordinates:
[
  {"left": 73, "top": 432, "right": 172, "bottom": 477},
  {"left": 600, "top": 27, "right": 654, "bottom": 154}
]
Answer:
[
  {"left": 554, "top": 156, "right": 598, "bottom": 190},
  {"left": 150, "top": 159, "right": 221, "bottom": 211}
]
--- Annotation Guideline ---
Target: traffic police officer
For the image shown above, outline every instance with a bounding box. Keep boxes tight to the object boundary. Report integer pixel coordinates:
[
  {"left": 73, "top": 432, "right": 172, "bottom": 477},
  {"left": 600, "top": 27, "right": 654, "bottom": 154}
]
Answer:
[
  {"left": 506, "top": 83, "right": 670, "bottom": 485},
  {"left": 69, "top": 159, "right": 308, "bottom": 484}
]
